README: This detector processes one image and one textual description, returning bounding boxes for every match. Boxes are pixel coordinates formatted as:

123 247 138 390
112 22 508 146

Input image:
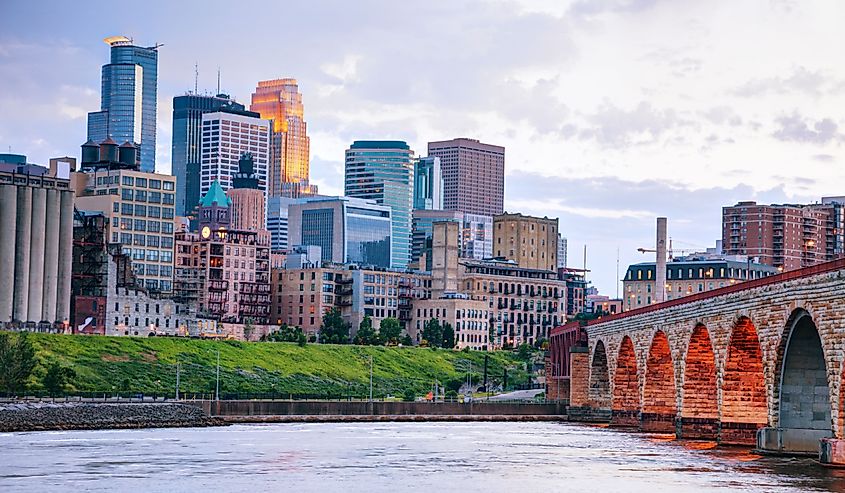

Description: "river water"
2 422 844 492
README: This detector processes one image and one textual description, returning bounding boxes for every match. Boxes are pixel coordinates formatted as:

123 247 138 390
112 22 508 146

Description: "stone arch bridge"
548 259 845 464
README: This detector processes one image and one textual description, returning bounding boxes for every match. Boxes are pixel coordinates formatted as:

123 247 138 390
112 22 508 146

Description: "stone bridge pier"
551 260 845 465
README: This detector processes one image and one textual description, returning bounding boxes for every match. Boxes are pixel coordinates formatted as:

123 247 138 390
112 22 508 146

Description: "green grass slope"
29 333 529 398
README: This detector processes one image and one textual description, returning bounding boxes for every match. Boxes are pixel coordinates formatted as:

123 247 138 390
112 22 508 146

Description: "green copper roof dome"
200 180 231 207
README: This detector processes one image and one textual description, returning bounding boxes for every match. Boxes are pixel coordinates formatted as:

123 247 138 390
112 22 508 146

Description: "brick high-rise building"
427 138 504 217
722 200 844 271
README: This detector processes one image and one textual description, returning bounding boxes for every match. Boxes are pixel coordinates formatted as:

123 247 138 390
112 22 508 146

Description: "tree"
297 331 307 347
517 343 532 361
43 362 76 396
319 308 350 344
400 334 413 346
354 316 378 345
421 318 443 348
0 331 36 394
403 388 416 402
379 317 402 346
441 322 455 349
263 324 304 343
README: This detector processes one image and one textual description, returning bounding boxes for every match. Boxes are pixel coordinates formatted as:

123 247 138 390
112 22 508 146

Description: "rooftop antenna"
217 67 221 95
194 63 199 94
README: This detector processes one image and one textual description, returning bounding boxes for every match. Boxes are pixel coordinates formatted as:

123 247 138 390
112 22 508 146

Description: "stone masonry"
551 259 845 460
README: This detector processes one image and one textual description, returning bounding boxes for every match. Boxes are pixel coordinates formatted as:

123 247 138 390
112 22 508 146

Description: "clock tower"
198 179 231 233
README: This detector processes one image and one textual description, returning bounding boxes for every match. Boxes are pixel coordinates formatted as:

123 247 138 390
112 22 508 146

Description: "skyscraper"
427 138 505 216
250 79 317 197
87 36 159 172
413 156 443 210
227 153 266 233
199 110 270 200
288 196 392 268
345 141 414 269
171 93 248 216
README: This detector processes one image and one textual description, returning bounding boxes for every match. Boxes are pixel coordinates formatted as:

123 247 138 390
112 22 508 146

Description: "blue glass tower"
87 36 159 172
345 141 413 269
171 93 248 216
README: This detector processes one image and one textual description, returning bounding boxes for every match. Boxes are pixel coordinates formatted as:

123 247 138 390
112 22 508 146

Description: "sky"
1 0 844 295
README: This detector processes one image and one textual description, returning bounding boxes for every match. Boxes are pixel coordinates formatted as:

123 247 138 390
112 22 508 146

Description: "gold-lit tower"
250 79 317 197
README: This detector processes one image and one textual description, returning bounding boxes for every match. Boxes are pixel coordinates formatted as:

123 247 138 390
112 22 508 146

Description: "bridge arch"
720 316 767 444
589 340 611 409
642 330 677 432
772 309 833 451
611 335 639 427
680 324 718 439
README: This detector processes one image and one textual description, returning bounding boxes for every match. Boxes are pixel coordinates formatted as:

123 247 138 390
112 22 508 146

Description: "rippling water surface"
2 422 844 492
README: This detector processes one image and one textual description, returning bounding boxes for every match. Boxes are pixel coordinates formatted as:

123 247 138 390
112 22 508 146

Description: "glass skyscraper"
249 79 317 198
171 93 248 217
87 36 159 172
413 156 443 210
288 197 392 268
345 141 414 269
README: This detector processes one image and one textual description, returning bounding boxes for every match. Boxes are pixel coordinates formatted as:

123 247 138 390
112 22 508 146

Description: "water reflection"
1 422 844 492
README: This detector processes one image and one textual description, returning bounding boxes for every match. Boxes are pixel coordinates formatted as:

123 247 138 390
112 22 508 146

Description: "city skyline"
2 1 844 294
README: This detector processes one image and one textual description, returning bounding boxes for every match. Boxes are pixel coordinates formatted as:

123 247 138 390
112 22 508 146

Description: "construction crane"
637 239 706 260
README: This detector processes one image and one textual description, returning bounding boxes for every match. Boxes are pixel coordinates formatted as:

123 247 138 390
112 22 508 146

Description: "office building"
73 140 177 292
622 256 779 310
250 79 317 197
87 36 159 172
413 156 442 210
427 138 505 216
171 93 249 216
557 235 568 269
227 153 265 232
267 196 299 252
199 110 270 199
345 141 414 268
0 160 74 328
493 213 558 271
411 210 463 269
288 196 392 268
722 200 844 271
461 213 493 260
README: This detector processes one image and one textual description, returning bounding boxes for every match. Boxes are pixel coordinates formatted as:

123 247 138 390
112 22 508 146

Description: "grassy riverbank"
28 333 530 397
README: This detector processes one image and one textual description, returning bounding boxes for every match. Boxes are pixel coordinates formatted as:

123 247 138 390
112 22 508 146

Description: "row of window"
115 202 175 219
120 189 175 204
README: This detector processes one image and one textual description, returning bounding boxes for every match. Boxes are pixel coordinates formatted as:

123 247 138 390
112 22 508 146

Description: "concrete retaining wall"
186 400 565 417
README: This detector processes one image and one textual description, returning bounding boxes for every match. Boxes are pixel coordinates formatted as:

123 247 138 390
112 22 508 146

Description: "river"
2 422 844 492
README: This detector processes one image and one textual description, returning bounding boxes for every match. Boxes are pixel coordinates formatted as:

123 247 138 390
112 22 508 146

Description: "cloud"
504 171 817 292
812 153 835 162
771 112 843 144
579 101 688 147
733 66 840 98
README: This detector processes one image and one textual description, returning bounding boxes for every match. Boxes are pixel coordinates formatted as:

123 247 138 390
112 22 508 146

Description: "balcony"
208 280 228 291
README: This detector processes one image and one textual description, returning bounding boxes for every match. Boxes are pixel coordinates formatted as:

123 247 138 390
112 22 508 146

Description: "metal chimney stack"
655 217 667 303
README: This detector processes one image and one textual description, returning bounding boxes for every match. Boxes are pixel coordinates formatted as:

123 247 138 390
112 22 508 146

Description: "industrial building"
0 158 74 329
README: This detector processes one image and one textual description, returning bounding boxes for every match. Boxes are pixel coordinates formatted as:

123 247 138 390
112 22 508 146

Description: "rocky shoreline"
0 402 224 433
